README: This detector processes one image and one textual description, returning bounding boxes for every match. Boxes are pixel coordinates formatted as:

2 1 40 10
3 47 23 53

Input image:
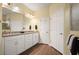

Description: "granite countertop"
2 31 38 37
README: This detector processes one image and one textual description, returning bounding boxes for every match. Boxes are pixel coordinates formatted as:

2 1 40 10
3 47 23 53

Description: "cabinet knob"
15 42 18 45
60 33 63 35
46 32 48 33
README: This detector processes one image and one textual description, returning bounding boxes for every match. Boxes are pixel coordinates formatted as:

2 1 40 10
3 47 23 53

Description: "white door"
4 37 17 55
39 17 49 44
24 34 32 50
16 35 25 54
50 6 64 53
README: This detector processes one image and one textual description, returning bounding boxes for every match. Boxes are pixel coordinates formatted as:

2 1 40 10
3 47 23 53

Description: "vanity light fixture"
2 3 8 7
12 6 20 13
2 3 11 7
8 3 11 5
25 13 34 19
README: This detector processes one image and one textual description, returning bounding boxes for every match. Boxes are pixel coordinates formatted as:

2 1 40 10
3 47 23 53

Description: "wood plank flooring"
20 43 62 55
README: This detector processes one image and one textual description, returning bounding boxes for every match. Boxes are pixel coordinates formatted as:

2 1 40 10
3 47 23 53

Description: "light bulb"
12 7 20 12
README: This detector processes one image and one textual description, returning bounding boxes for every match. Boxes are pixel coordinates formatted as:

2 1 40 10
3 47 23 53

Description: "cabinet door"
24 34 32 50
4 37 17 55
16 35 25 54
33 33 39 45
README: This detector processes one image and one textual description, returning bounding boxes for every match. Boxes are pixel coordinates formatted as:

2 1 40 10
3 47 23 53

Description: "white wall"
0 9 2 54
0 4 4 55
71 4 79 31
34 6 50 44
64 4 71 55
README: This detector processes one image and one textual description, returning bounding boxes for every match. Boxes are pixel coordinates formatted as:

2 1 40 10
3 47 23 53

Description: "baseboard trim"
48 43 63 55
38 43 48 45
51 46 63 55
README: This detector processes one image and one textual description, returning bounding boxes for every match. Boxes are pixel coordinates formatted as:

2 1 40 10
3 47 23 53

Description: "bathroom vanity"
3 31 39 55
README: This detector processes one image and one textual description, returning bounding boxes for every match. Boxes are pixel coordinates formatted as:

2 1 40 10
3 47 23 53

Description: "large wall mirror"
71 4 79 31
2 7 31 32
2 8 10 30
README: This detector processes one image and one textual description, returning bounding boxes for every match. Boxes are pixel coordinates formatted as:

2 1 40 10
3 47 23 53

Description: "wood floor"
20 43 62 55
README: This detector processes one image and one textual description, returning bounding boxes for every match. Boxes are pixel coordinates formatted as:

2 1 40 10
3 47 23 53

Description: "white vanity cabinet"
4 32 39 55
32 33 39 45
24 33 39 51
16 35 25 54
24 34 33 50
4 35 25 55
4 36 17 55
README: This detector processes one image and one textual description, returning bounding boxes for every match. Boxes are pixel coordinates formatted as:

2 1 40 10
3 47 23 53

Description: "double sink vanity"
2 31 39 55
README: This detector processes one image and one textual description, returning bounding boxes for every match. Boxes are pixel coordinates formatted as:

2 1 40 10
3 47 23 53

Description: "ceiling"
3 3 50 15
24 3 49 11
